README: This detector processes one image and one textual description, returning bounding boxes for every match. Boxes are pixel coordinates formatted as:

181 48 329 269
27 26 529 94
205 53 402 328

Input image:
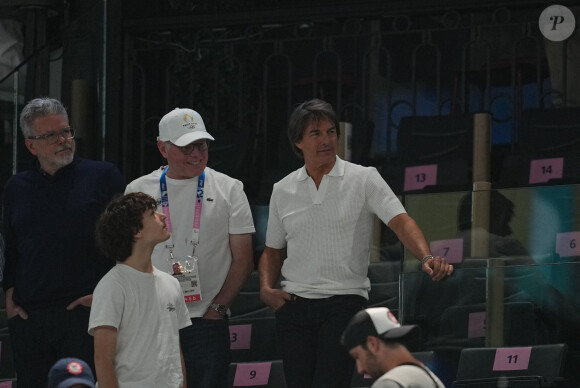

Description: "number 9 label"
233 362 272 386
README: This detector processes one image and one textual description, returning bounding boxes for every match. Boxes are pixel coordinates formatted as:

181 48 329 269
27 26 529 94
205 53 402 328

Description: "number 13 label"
404 164 438 192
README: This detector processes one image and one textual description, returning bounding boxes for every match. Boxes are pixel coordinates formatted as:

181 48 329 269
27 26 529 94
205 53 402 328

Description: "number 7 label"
429 238 463 264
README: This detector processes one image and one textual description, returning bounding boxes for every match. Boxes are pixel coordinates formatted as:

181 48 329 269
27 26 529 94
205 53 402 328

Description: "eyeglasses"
172 141 209 155
27 127 75 145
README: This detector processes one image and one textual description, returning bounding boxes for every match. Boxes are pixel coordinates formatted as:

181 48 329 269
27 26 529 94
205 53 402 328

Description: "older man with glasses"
125 107 255 388
2 97 124 387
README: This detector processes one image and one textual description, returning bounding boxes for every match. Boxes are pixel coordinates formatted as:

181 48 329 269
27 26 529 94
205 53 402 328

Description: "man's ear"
366 336 381 353
157 141 169 158
24 139 38 156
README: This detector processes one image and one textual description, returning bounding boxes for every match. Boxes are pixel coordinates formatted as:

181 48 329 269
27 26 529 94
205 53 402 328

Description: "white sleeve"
88 274 125 335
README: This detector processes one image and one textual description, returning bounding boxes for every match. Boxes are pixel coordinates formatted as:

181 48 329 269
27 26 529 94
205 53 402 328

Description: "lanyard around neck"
159 167 205 250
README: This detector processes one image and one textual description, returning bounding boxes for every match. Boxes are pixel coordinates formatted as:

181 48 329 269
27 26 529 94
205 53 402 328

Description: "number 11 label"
493 347 531 371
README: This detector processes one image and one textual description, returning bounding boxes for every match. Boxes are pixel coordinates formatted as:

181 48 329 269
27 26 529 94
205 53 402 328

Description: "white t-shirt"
266 156 406 299
372 364 445 388
89 265 191 388
125 167 255 316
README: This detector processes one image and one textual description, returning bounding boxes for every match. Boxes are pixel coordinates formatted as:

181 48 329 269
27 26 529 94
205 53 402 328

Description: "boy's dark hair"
96 192 158 262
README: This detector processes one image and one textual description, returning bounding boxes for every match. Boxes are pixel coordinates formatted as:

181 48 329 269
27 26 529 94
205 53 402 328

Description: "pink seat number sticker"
404 164 438 191
493 347 532 371
233 362 272 386
529 158 563 184
229 324 252 350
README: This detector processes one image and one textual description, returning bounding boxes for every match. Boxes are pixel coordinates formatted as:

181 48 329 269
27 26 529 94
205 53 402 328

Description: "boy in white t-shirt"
89 192 192 388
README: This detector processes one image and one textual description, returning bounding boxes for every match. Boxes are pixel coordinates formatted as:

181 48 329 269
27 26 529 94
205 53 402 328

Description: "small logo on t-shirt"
167 303 176 312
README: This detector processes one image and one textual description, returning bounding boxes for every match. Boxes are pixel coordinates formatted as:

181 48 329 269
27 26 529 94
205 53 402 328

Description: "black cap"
341 307 420 350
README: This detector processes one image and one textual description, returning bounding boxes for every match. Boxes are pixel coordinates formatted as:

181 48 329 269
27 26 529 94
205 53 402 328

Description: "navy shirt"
2 157 125 310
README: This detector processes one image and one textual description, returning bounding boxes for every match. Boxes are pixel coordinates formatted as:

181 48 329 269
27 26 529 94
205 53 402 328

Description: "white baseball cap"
158 108 215 146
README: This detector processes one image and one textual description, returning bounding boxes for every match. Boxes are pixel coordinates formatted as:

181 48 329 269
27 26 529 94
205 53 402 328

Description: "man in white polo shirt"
259 99 453 388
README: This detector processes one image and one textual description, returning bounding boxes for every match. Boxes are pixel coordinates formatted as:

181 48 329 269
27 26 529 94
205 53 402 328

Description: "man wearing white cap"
125 108 255 388
341 307 445 388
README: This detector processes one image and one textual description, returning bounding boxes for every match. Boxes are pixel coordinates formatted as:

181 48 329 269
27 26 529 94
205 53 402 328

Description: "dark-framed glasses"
173 140 209 155
27 127 75 145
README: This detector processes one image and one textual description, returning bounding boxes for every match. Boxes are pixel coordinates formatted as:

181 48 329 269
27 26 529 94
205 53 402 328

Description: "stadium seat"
453 343 567 387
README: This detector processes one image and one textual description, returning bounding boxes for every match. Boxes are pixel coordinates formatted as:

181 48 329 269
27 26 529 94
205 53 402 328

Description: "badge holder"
169 249 202 303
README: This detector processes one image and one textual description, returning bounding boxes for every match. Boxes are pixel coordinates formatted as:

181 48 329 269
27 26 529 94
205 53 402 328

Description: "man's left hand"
66 294 93 310
422 256 453 281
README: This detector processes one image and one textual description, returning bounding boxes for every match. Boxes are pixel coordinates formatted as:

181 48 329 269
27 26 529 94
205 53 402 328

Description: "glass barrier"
0 69 26 182
1 1 106 188
402 186 580 271
399 260 580 386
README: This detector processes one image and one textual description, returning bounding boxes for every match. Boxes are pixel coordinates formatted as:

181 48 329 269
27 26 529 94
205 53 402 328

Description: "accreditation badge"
171 256 202 303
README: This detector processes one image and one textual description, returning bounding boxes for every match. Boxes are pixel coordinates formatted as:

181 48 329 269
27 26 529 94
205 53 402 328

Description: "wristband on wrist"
421 255 434 264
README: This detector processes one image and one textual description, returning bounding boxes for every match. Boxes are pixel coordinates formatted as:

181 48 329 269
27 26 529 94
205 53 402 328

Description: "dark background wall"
1 0 579 203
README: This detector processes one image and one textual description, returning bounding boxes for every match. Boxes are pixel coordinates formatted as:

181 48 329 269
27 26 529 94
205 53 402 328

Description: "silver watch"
210 303 228 316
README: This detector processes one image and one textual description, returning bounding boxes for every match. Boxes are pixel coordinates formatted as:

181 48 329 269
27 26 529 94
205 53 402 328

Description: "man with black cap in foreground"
341 307 445 388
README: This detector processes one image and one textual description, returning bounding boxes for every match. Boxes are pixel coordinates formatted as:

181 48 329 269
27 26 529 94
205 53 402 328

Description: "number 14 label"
529 157 563 184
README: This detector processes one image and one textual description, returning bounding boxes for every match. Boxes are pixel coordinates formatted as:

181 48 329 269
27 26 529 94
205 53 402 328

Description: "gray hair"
287 99 340 159
20 97 68 137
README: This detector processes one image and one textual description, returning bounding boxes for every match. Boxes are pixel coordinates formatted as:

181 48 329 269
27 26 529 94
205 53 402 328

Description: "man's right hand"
5 288 28 320
260 287 292 311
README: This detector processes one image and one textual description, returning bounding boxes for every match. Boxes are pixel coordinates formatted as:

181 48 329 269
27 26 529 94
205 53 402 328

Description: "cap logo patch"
182 114 198 129
67 361 83 375
387 310 399 324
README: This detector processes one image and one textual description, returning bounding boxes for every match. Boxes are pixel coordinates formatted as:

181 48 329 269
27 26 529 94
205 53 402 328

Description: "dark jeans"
7 306 94 388
275 294 367 388
180 317 231 388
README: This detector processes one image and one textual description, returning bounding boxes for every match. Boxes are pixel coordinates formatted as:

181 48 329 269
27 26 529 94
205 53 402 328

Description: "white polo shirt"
266 156 405 299
125 167 255 317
